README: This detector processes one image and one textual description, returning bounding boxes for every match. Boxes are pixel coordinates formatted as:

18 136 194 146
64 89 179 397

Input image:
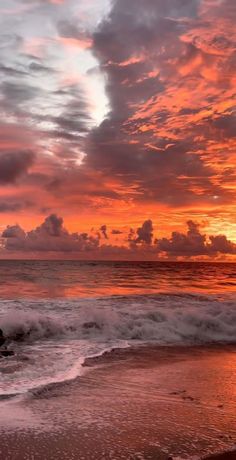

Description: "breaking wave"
1 310 69 342
1 293 235 345
0 293 235 400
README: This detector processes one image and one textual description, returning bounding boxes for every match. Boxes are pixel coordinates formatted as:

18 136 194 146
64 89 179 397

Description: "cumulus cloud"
2 224 26 241
156 221 236 257
208 234 236 255
157 221 207 256
2 214 100 253
1 215 235 258
135 220 154 245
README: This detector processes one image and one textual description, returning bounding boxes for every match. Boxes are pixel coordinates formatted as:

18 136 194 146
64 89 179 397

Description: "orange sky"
0 0 235 259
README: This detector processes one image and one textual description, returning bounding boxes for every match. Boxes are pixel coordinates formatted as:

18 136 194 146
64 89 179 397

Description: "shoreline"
82 343 236 368
0 344 235 459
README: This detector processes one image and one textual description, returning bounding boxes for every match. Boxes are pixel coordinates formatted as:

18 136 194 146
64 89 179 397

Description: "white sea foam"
0 293 235 397
1 310 67 341
0 294 235 345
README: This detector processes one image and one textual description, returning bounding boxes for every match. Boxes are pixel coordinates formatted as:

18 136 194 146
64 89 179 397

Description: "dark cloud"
0 80 42 121
0 65 28 77
0 151 35 184
0 200 32 213
83 0 235 207
135 219 154 245
157 220 207 256
2 214 100 253
38 213 64 237
1 215 235 258
100 225 108 239
212 113 236 139
28 62 56 74
0 203 22 213
31 85 93 159
0 34 23 50
111 229 123 235
57 20 89 41
2 224 26 240
0 0 235 234
208 234 236 255
156 220 236 256
1 81 40 105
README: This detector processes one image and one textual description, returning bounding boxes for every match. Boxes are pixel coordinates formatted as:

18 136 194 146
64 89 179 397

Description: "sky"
0 0 235 260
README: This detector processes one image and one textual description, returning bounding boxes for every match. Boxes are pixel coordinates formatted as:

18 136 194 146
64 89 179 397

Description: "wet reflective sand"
0 345 235 460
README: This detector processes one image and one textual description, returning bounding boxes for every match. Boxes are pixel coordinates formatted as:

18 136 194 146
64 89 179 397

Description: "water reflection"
0 260 235 299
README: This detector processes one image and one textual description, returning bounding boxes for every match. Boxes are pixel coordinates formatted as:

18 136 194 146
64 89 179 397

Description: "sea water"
0 260 235 398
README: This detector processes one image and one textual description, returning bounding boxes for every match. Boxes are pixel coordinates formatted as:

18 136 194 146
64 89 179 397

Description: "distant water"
0 261 235 398
0 260 235 298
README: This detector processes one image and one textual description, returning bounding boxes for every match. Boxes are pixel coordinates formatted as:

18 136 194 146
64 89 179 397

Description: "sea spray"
0 294 235 345
0 293 235 398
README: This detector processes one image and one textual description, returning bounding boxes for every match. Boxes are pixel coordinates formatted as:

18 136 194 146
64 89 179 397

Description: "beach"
0 261 235 459
0 0 236 454
0 344 235 460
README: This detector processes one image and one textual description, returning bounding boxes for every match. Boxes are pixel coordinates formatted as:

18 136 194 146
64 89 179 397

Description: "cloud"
0 150 35 184
2 214 100 253
208 234 236 255
157 220 207 256
20 0 64 5
134 219 154 245
111 229 123 235
28 61 56 74
2 224 26 240
0 64 28 77
1 215 235 258
1 81 40 107
0 0 235 235
0 200 32 213
100 224 108 239
84 0 236 208
156 220 236 256
57 19 91 46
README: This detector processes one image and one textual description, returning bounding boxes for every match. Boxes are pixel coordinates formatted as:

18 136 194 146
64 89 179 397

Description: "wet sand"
0 345 235 460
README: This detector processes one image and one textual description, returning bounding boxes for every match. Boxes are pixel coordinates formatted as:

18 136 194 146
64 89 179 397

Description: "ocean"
0 260 235 399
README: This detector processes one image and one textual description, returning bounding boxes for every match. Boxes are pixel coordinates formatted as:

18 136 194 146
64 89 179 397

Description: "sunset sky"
0 0 235 259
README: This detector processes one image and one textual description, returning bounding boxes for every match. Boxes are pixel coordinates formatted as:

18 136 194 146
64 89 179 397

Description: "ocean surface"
0 260 235 399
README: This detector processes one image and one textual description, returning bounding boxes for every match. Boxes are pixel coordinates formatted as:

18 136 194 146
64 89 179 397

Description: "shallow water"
0 346 236 460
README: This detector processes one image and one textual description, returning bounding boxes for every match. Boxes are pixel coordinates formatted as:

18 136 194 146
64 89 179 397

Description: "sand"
0 345 235 460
